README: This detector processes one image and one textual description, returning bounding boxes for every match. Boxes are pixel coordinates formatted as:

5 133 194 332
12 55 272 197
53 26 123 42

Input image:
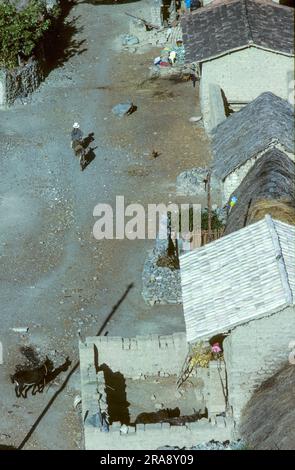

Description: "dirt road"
0 0 210 449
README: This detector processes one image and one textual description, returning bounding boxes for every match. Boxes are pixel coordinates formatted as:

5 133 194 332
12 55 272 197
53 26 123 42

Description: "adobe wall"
224 306 295 422
81 332 189 378
200 47 293 134
80 333 229 449
199 82 226 134
84 416 234 450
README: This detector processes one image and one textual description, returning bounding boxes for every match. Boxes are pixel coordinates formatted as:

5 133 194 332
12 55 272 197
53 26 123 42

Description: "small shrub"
201 208 224 231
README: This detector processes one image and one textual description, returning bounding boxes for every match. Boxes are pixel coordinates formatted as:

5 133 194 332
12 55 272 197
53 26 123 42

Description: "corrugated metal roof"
180 216 295 343
181 0 295 63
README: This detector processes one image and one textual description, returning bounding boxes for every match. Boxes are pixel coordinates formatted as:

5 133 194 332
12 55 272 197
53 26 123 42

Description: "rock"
122 34 139 47
11 327 29 333
120 424 128 434
45 0 58 12
73 395 82 409
150 394 157 401
189 116 202 123
112 101 134 118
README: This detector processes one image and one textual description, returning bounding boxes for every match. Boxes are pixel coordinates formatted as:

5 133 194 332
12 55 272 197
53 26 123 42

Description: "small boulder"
112 101 135 118
122 34 139 47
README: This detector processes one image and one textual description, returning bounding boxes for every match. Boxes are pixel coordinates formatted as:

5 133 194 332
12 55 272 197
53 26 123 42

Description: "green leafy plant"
201 208 224 231
0 1 52 68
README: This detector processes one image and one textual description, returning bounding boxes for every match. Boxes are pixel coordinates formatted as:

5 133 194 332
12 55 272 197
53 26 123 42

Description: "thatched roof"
181 0 295 63
211 92 294 180
240 363 295 450
224 149 295 235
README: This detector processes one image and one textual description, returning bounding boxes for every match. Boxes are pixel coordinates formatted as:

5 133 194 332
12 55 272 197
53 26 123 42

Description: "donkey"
72 140 86 170
10 356 54 398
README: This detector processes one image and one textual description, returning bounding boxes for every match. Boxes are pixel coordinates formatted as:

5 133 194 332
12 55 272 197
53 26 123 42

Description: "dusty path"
0 0 210 449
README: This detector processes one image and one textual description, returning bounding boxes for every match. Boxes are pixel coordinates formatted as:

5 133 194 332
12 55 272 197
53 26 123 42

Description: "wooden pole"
207 171 212 242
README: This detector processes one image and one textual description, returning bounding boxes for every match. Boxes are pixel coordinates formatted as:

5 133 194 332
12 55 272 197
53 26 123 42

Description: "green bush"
0 1 52 68
201 208 224 231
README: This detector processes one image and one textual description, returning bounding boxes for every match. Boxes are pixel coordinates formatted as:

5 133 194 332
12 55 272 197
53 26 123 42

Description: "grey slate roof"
181 0 295 63
211 92 295 180
180 216 295 343
224 149 295 235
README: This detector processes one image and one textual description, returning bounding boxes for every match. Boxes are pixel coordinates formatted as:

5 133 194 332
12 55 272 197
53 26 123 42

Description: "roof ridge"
264 215 293 305
241 0 254 44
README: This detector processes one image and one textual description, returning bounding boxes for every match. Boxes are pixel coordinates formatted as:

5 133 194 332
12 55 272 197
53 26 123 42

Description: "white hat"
73 122 80 128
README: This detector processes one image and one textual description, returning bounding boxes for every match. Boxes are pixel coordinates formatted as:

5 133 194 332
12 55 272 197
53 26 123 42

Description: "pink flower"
211 343 222 354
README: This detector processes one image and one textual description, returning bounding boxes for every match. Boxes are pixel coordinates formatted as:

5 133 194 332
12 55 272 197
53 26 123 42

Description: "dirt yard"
0 0 211 449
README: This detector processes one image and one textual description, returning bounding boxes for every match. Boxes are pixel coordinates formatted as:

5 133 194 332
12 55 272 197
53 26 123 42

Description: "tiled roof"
224 149 295 235
181 0 295 63
211 92 294 180
180 216 295 343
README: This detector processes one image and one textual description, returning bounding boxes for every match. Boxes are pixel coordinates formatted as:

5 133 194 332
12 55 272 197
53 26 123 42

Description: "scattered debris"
176 167 221 200
125 12 161 31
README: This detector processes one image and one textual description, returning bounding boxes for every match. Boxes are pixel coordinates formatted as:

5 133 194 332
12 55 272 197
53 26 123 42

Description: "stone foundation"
0 57 44 108
142 242 182 305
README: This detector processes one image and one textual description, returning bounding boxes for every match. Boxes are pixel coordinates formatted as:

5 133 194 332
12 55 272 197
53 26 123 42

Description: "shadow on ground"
43 0 87 74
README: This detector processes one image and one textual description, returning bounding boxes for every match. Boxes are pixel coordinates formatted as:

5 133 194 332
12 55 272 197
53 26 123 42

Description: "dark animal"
46 356 71 383
10 357 54 398
72 141 86 170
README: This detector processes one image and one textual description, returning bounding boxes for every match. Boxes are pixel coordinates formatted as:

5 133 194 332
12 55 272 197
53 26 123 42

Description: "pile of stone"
142 240 182 305
176 167 221 203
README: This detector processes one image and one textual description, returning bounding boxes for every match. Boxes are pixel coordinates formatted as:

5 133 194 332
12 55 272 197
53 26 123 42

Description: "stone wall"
0 57 44 108
222 141 295 204
200 47 293 134
223 306 295 422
